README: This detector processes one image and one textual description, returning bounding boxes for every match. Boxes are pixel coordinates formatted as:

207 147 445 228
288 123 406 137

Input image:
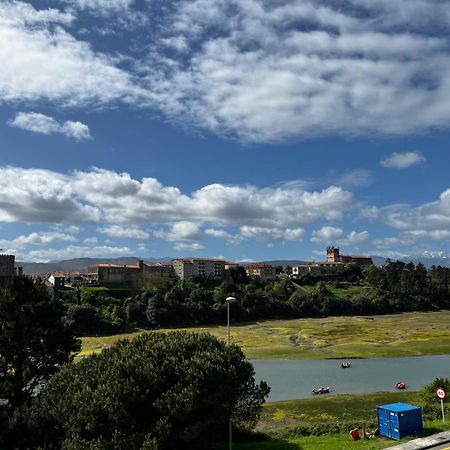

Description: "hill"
17 257 172 275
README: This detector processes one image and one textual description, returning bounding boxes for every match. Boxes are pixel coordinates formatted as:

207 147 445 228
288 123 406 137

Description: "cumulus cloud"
143 0 450 142
311 226 369 245
173 242 204 251
8 112 91 140
2 1 450 143
240 226 304 243
0 1 148 107
0 167 101 223
25 245 132 262
0 230 77 248
366 188 450 231
98 225 150 239
380 151 426 169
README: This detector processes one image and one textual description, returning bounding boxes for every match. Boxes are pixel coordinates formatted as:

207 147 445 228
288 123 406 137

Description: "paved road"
426 444 450 449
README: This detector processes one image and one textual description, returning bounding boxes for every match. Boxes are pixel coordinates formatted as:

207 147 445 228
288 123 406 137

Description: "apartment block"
245 263 277 281
171 258 225 279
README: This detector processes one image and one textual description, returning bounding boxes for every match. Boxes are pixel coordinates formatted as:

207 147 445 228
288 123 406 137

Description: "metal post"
225 297 236 450
442 399 445 423
227 300 230 346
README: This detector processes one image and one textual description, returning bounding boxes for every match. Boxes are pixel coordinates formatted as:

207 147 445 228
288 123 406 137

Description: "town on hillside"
0 246 373 291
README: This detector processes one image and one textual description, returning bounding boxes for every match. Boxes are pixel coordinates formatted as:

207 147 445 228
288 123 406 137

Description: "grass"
257 392 417 433
80 310 450 360
221 392 450 450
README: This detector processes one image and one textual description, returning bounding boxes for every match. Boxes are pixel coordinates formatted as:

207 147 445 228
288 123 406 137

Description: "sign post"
436 387 447 423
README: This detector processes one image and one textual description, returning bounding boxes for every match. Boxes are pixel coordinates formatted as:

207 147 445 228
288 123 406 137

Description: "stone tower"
326 246 340 263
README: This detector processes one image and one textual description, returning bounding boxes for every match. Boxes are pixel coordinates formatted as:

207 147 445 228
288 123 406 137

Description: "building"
0 254 17 286
327 246 373 267
292 261 344 276
139 260 175 277
292 247 373 277
171 258 225 279
87 263 140 284
48 273 66 290
245 263 277 281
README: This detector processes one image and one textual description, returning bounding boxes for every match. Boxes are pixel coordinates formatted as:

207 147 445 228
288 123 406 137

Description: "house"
87 263 140 284
48 272 66 290
245 263 277 281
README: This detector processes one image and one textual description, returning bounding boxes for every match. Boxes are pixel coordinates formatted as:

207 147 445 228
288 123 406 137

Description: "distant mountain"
17 257 173 275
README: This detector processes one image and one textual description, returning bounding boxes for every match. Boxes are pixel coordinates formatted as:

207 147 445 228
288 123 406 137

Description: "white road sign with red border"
436 387 447 400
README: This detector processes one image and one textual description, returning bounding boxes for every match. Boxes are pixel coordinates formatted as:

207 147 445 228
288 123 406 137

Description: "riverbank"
224 393 450 450
80 311 450 360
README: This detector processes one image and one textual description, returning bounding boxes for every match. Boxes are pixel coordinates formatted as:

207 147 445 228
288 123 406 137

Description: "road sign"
436 387 447 400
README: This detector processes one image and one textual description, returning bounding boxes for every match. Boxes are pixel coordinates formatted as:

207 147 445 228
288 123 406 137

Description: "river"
252 355 450 401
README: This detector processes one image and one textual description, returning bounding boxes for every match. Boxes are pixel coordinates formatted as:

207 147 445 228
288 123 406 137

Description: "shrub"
43 331 270 449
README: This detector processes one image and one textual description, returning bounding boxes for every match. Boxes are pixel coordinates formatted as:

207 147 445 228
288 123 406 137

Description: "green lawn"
224 392 450 450
80 311 450 360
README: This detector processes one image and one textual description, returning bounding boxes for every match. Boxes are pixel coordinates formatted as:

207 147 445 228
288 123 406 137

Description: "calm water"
252 355 450 401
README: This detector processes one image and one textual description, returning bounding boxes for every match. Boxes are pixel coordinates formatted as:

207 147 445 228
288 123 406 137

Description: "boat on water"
341 361 351 368
395 381 407 390
312 386 331 395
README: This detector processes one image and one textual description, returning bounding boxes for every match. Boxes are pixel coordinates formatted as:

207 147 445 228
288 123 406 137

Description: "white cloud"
0 167 101 223
3 1 450 143
380 151 426 169
155 221 203 242
311 226 369 245
367 188 450 231
375 230 450 248
205 228 243 244
0 230 77 248
25 245 132 262
84 236 98 244
173 242 204 251
311 226 344 243
0 166 355 229
98 225 150 239
0 1 148 107
240 226 304 243
143 0 450 142
8 112 91 140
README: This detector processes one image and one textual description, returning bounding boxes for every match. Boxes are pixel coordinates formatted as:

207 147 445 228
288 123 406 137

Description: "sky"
1 0 450 263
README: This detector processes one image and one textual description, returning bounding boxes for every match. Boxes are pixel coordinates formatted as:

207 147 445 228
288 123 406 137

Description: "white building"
171 258 226 279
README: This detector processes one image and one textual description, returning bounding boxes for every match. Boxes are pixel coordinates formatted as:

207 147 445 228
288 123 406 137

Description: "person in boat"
395 381 406 389
341 361 351 368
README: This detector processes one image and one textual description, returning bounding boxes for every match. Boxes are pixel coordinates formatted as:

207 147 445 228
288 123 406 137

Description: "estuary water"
252 355 450 401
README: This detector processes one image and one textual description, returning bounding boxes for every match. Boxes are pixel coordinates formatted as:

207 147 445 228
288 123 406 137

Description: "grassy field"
230 420 450 450
225 393 450 450
257 392 416 434
80 310 450 360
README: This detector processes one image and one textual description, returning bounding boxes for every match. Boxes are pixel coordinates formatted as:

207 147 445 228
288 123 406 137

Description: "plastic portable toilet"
377 402 423 440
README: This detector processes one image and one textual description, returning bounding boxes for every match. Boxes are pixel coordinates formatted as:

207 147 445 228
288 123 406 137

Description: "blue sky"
1 0 450 263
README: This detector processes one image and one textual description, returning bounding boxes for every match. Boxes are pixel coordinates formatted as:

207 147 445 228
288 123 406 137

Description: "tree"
0 276 80 410
419 377 450 420
43 331 270 449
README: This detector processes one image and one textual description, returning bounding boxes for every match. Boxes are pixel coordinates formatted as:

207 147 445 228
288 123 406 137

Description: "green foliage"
419 377 450 420
0 276 80 410
43 331 270 449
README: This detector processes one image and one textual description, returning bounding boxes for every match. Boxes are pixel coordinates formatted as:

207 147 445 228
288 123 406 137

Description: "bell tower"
327 246 340 263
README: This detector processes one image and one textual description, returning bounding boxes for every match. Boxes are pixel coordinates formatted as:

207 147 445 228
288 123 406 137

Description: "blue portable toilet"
377 403 423 440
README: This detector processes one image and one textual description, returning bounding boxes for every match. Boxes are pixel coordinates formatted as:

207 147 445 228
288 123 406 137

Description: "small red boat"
312 386 331 395
395 381 407 390
341 361 351 368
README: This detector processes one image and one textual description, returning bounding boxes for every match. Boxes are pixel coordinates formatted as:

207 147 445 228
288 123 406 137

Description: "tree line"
0 276 269 449
60 262 450 335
